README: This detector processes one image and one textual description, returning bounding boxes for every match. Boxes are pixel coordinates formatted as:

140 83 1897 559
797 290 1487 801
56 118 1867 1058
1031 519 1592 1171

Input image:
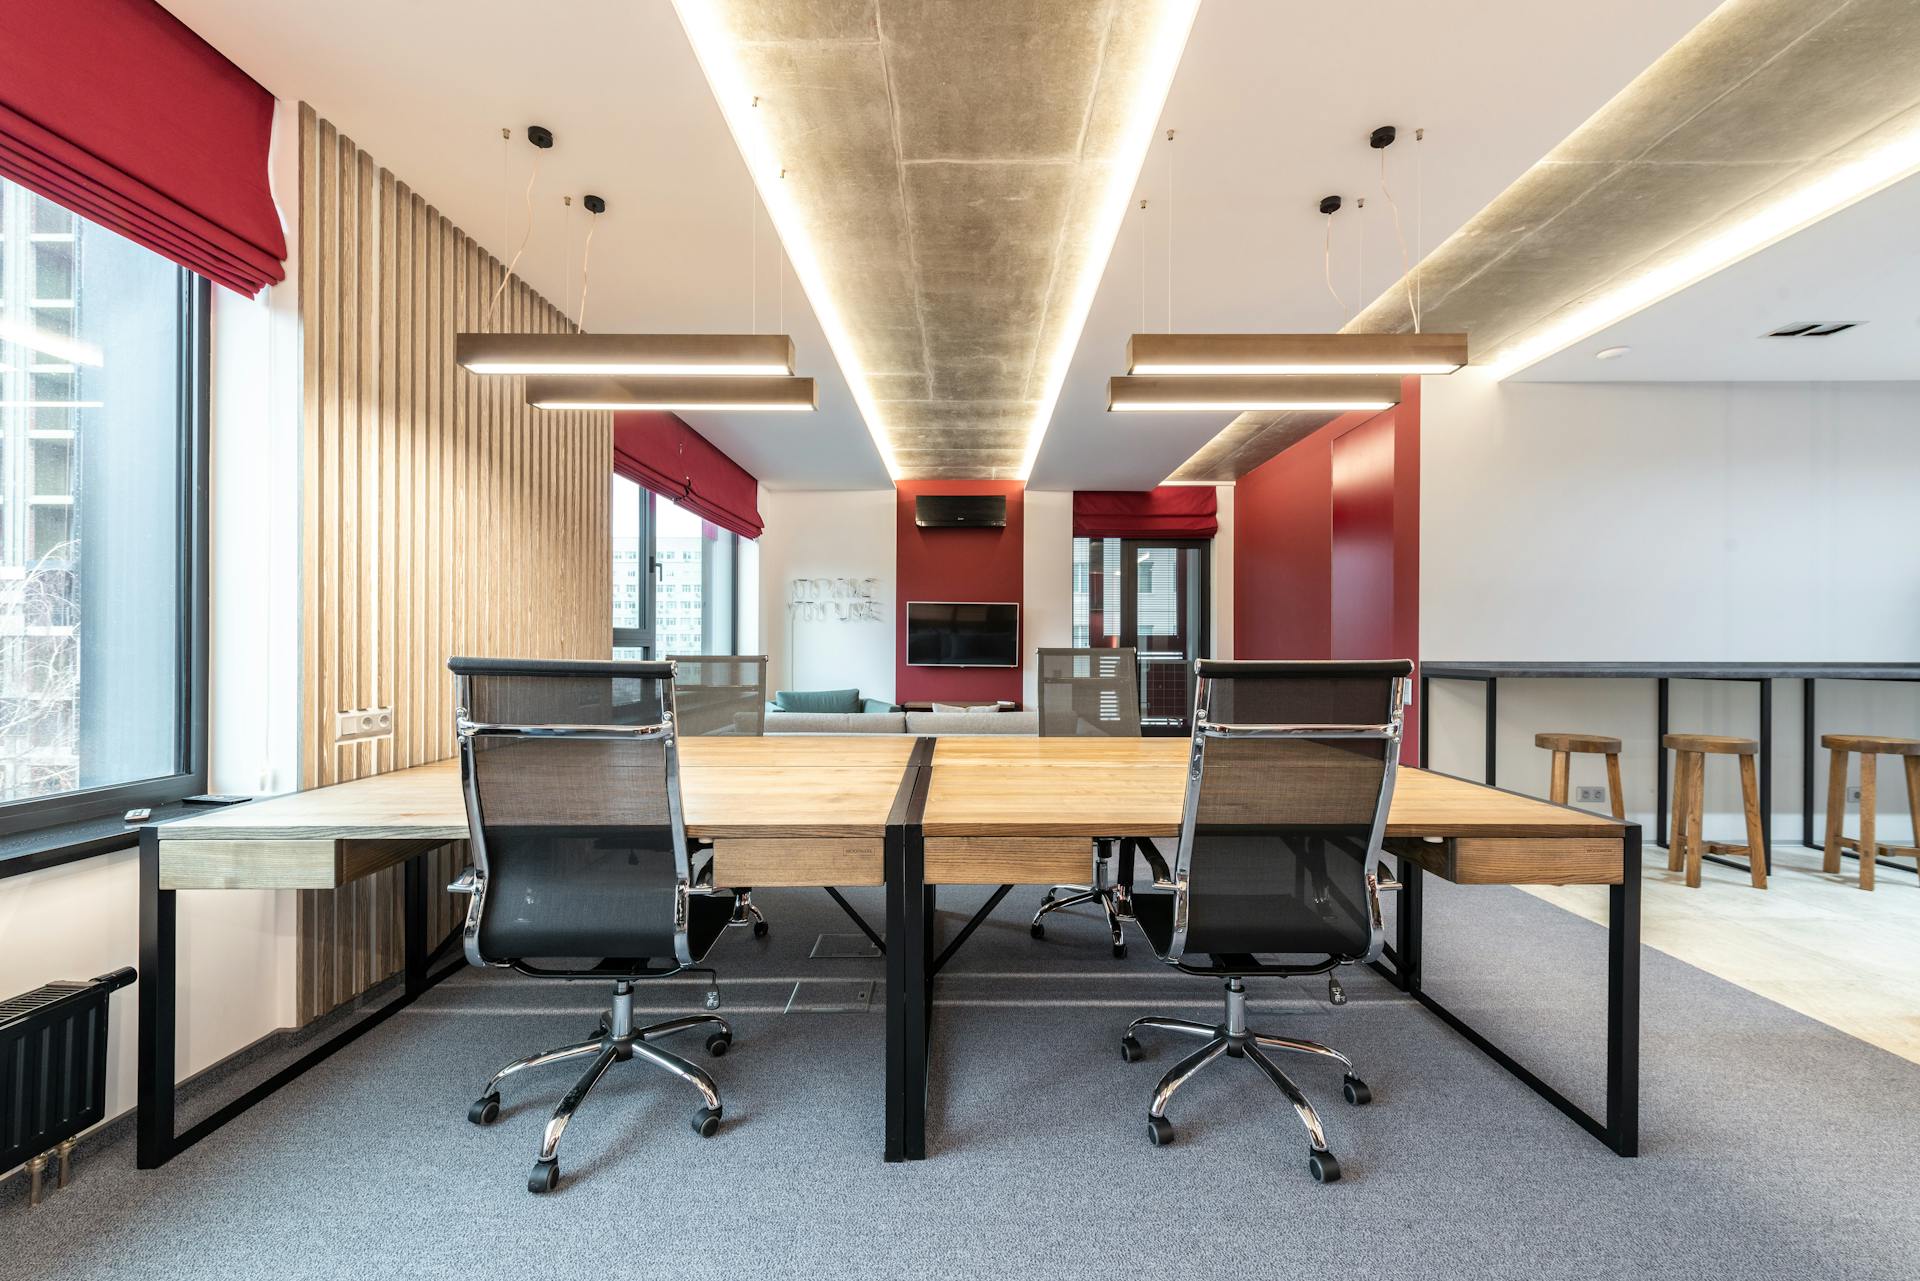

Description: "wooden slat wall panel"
295 105 611 1022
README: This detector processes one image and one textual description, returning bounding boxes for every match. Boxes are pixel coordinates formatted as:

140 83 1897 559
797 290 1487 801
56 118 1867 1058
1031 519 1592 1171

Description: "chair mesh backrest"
1175 661 1406 961
453 660 685 965
667 655 768 737
1037 648 1141 737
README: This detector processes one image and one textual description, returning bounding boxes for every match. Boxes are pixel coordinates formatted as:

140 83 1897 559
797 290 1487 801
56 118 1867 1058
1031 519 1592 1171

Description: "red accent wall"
1235 377 1420 759
895 480 1025 705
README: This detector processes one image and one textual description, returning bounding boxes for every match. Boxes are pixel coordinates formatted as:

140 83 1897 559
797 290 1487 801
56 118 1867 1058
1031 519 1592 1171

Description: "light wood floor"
1528 842 1920 1065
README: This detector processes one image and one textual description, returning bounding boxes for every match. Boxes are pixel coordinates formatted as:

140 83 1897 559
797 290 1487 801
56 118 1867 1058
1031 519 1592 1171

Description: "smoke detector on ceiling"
1766 322 1861 337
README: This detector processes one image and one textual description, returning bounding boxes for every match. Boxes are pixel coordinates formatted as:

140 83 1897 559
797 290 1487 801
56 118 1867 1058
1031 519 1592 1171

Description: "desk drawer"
1385 835 1623 886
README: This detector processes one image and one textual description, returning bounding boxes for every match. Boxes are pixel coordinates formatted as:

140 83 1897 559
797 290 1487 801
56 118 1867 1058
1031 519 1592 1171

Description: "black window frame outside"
0 269 211 841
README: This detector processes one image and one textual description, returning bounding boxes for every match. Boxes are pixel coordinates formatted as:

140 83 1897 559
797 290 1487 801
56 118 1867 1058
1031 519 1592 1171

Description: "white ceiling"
1516 170 1920 382
161 0 894 489
1025 0 1724 489
167 0 1732 491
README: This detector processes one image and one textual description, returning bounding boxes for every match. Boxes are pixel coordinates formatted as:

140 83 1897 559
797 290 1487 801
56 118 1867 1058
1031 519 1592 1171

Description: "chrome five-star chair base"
1119 976 1370 1183
1030 838 1130 958
467 979 732 1194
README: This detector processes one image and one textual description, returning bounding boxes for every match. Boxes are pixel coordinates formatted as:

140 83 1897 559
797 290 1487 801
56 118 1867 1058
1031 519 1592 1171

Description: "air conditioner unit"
914 495 1007 528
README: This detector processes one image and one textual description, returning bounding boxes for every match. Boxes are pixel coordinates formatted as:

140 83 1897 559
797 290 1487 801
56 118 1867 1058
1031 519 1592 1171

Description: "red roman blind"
0 0 287 296
613 412 764 540
1073 487 1217 539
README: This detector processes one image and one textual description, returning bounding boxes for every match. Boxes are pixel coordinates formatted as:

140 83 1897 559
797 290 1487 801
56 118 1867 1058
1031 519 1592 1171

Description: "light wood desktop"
139 734 1640 1166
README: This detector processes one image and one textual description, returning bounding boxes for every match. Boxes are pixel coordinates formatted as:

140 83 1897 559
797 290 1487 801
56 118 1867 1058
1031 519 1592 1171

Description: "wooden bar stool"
1663 733 1767 890
1820 734 1920 891
1534 732 1625 819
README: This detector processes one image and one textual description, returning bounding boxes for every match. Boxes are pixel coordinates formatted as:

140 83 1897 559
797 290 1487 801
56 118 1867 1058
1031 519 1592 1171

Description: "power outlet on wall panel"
1575 785 1608 805
1847 785 1863 804
335 707 394 744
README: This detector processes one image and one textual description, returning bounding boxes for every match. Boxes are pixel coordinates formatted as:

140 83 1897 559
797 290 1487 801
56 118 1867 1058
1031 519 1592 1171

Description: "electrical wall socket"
1575 785 1608 805
335 707 394 743
1846 785 1863 804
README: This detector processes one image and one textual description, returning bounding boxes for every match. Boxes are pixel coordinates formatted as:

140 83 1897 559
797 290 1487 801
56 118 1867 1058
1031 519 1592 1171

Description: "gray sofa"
763 709 1038 735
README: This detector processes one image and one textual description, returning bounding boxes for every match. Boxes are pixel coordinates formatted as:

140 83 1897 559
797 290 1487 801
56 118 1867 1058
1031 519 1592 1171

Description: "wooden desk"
138 734 1640 1167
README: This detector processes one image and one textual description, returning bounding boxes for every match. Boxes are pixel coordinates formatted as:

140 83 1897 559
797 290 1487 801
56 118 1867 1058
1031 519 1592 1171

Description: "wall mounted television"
906 601 1020 668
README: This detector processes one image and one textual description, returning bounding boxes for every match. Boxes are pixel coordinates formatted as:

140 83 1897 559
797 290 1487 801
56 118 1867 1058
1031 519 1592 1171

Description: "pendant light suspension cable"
486 130 546 330
1138 198 1148 332
1379 144 1417 333
1165 129 1175 333
578 196 603 332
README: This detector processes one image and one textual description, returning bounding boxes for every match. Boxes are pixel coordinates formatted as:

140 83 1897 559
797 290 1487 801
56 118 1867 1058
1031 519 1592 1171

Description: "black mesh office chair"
1031 647 1140 957
448 657 735 1194
666 654 771 938
1121 659 1410 1183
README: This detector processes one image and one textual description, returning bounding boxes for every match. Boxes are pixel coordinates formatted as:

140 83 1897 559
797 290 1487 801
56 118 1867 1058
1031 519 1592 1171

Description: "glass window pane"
655 495 707 655
611 474 642 631
1 174 186 805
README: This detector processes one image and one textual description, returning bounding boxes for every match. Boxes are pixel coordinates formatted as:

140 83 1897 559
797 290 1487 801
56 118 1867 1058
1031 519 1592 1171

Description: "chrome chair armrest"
448 867 480 894
1374 860 1403 893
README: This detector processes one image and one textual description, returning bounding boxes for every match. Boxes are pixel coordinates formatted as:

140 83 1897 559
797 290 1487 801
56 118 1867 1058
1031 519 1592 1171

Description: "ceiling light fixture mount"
1108 374 1401 413
1595 345 1631 360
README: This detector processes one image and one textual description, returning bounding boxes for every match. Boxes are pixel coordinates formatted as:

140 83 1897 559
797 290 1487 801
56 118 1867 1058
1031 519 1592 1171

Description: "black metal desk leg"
1483 676 1498 787
1757 679 1774 872
1397 859 1423 996
1803 679 1817 850
136 827 177 1169
1606 824 1643 1157
404 852 429 996
884 821 928 1162
1655 678 1670 848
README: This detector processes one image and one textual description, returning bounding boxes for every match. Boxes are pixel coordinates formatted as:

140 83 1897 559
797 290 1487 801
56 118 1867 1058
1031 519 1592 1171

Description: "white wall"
1022 490 1074 706
757 490 898 701
1211 484 1235 660
1422 371 1920 841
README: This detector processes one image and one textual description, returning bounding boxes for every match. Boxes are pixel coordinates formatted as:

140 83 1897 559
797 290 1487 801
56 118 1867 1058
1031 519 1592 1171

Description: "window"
1071 536 1209 734
0 176 206 833
610 477 737 660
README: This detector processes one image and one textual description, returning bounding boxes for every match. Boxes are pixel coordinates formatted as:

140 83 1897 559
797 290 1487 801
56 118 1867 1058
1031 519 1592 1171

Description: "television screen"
906 602 1020 668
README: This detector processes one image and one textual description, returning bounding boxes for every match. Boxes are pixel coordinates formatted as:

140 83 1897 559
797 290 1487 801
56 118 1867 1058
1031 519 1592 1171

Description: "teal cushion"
773 688 863 714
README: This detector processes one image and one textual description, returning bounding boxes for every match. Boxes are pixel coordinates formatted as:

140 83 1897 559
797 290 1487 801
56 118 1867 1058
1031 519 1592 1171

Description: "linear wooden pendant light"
1125 331 1467 375
1107 373 1400 412
458 332 796 376
526 373 817 412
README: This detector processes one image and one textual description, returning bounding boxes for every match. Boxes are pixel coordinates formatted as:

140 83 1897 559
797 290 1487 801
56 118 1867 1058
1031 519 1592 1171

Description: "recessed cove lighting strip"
1484 121 1920 379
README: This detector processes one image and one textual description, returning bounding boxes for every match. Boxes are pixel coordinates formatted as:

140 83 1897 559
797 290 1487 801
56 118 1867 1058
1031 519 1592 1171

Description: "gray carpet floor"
5 875 1920 1280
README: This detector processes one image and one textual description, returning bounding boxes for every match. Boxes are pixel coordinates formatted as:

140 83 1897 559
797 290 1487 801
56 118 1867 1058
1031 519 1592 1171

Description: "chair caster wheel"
1030 922 1045 940
1308 1149 1342 1183
528 1159 559 1194
706 1032 732 1058
1147 1115 1174 1146
691 1107 722 1138
1343 1075 1371 1106
1111 941 1128 960
752 920 769 938
468 1093 501 1125
1120 1035 1143 1063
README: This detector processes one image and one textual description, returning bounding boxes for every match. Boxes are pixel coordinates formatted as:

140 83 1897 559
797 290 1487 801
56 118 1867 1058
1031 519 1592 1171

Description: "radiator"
1 967 136 1206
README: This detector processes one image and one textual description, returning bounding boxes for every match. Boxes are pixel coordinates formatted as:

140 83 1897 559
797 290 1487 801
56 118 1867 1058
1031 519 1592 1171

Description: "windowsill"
0 801 198 881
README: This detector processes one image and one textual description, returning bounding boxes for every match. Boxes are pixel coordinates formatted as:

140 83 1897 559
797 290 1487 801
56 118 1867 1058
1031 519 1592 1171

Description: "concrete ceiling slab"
680 0 1197 480
1166 0 1920 481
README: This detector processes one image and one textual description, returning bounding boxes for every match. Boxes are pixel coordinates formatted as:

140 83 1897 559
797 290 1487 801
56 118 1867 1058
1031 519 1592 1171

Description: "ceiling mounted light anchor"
527 124 555 149
583 194 606 215
1369 124 1397 150
1319 195 1343 216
